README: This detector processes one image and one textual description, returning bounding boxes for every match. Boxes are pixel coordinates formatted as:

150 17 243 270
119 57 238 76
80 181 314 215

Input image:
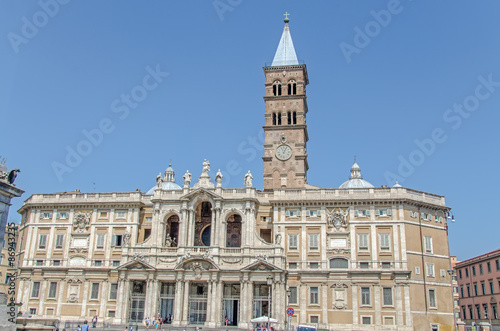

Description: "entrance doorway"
159 282 175 322
188 283 208 324
129 281 146 322
222 283 240 326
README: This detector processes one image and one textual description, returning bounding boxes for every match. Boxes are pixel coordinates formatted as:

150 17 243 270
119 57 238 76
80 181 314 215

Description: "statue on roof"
244 170 253 188
202 159 210 174
156 172 162 188
183 170 192 188
215 169 223 187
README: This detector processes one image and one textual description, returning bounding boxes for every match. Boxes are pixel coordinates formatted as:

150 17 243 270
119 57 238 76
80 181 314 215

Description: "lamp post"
267 274 273 331
286 288 291 331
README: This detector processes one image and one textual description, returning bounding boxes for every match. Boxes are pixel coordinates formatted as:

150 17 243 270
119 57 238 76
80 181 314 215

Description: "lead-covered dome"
339 160 374 189
146 163 181 194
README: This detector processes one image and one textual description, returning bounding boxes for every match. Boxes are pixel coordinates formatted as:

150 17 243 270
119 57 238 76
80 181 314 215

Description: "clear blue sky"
1 1 499 261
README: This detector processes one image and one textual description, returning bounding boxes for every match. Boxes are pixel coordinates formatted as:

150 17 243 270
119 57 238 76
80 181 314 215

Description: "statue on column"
215 169 223 187
156 172 162 188
244 170 253 188
202 159 210 175
183 170 192 188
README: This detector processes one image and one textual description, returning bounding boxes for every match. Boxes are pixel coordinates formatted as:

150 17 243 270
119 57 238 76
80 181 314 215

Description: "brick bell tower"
263 14 309 191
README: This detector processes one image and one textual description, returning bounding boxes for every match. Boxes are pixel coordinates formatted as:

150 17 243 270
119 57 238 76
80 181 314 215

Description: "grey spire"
271 13 299 66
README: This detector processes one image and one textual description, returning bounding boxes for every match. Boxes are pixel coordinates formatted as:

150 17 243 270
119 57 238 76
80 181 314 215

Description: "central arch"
194 201 212 246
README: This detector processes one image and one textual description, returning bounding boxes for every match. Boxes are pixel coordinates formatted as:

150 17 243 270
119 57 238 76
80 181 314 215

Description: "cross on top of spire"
284 12 290 23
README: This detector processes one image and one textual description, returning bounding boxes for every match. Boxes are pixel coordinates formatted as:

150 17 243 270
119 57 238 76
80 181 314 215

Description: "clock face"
275 144 292 161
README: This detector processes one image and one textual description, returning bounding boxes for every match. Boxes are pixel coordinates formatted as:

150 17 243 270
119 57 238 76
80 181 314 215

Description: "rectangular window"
496 259 500 271
146 217 152 222
429 289 437 308
57 212 69 219
288 234 298 250
466 268 469 278
99 211 108 219
260 216 271 223
48 282 57 298
474 283 478 296
472 266 476 276
460 287 464 298
286 209 300 218
376 208 392 216
383 287 393 306
96 234 105 248
359 262 370 269
41 212 52 219
459 269 462 279
29 308 37 315
310 316 319 324
490 281 494 294
289 287 297 304
487 262 491 273
309 262 319 269
289 262 297 269
361 287 371 305
55 234 64 248
379 233 391 252
381 262 391 269
108 311 116 318
53 260 61 266
94 260 102 267
310 287 319 304
384 316 395 325
426 263 435 277
111 234 123 247
424 236 433 253
109 283 118 300
309 234 319 250
480 264 483 275
415 266 421 275
358 233 369 252
116 211 126 219
476 305 481 319
36 260 43 266
113 260 120 267
38 234 47 249
362 316 372 325
410 210 417 218
31 282 40 298
306 209 319 218
90 283 99 299
354 209 370 217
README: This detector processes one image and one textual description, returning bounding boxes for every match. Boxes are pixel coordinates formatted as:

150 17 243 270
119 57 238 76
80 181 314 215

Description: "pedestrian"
76 325 81 331
92 315 98 328
82 320 89 331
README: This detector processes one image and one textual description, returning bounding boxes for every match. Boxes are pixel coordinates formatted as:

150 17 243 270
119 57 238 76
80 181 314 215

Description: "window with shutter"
309 234 319 250
424 236 433 253
288 234 298 249
31 282 40 298
358 233 369 251
39 234 47 249
379 233 390 251
387 208 392 216
55 234 64 248
383 287 393 306
91 283 99 299
354 210 359 217
48 282 57 298
96 234 105 248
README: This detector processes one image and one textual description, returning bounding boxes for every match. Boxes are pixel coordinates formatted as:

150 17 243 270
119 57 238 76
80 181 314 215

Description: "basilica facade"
16 19 455 330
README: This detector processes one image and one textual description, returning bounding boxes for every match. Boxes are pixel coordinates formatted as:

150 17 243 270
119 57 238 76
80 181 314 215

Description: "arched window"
273 81 282 96
165 215 179 247
194 201 212 246
226 214 242 247
330 258 349 269
288 80 297 95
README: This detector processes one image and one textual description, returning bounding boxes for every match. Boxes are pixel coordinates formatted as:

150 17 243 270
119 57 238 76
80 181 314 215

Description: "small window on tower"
293 111 297 124
272 113 277 125
287 111 291 124
277 113 282 125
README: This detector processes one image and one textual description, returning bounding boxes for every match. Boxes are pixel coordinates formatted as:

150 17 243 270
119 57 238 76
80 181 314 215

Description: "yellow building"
16 18 455 330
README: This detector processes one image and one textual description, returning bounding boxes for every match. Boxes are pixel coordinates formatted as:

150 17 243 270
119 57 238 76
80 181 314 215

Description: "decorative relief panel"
72 212 91 233
327 208 349 231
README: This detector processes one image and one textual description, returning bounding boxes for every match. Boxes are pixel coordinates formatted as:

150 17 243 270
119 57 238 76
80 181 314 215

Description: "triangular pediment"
181 188 222 201
118 259 156 270
241 260 283 272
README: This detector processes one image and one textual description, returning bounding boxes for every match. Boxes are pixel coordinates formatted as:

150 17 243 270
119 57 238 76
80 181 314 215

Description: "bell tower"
263 15 309 191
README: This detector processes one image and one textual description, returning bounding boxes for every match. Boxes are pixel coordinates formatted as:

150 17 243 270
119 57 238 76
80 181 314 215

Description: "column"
172 277 184 327
186 209 194 247
374 285 381 325
150 278 160 317
214 206 221 246
352 285 358 325
38 279 48 315
299 284 307 323
247 281 254 322
322 283 328 325
395 285 404 326
216 278 223 326
81 280 90 318
404 285 412 326
116 275 127 323
100 281 108 318
370 224 377 266
206 279 213 326
178 206 187 247
56 279 66 316
210 209 216 247
239 279 248 329
182 280 190 325
393 224 400 269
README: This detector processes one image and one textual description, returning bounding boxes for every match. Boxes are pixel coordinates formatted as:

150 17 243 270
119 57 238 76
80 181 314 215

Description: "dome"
339 160 374 189
146 163 182 194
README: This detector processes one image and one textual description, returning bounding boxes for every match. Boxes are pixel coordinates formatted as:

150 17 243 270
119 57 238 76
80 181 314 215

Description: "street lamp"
286 288 291 331
267 274 273 331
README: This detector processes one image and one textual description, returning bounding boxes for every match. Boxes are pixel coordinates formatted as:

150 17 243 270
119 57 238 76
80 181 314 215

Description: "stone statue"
156 172 162 188
215 169 223 187
123 232 131 246
202 159 210 174
165 233 172 247
244 170 253 188
275 231 282 245
183 170 192 187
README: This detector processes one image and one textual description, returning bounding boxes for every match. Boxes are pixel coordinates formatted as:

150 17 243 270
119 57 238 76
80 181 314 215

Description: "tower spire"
271 13 299 66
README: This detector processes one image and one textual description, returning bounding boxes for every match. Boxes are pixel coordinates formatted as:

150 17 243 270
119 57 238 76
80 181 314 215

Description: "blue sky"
1 1 499 261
